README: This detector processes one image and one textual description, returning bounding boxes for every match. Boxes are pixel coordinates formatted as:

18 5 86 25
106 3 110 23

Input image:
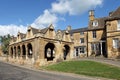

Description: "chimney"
89 10 95 21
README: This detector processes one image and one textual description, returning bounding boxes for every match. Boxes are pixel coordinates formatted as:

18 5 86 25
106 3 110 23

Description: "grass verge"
42 60 120 80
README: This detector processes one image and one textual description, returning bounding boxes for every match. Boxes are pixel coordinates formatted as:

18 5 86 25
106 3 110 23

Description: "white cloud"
51 0 103 15
0 24 27 36
0 0 103 36
31 9 58 28
31 0 103 29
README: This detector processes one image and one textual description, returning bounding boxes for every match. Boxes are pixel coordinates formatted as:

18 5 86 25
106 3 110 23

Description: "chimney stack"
89 10 95 21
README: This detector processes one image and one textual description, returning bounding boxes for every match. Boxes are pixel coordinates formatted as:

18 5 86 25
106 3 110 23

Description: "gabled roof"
88 17 108 30
30 27 39 34
111 7 120 17
106 7 120 21
12 36 17 42
40 27 49 34
19 32 26 39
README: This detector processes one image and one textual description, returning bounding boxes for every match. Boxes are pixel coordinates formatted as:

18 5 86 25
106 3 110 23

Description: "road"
0 61 105 80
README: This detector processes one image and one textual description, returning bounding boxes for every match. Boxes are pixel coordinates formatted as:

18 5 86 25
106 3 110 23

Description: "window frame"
117 20 120 30
80 38 84 43
92 31 96 38
80 47 85 54
92 20 98 27
113 38 119 48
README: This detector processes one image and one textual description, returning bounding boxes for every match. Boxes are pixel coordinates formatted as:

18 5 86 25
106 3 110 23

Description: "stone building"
9 24 74 66
87 10 107 57
70 27 88 58
106 7 120 58
8 6 120 66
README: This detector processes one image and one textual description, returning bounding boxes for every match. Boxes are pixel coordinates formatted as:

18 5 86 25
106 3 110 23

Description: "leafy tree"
0 34 11 55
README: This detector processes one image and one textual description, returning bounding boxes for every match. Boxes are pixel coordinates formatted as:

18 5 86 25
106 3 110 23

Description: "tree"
0 34 11 55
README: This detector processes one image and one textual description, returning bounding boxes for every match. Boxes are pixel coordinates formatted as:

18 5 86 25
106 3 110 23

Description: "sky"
0 0 120 36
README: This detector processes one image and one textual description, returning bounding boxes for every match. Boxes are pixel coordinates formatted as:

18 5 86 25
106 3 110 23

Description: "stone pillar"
8 46 11 61
74 48 76 57
16 46 18 59
78 47 80 56
25 45 28 60
100 42 103 55
8 47 11 58
20 45 23 59
13 47 15 59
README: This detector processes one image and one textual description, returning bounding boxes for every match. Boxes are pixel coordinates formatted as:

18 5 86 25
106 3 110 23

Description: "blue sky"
0 0 120 36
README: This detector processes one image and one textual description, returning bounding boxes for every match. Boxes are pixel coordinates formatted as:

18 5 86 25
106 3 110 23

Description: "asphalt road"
0 61 108 80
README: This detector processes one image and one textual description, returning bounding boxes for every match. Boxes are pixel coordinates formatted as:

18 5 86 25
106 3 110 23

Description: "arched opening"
45 43 55 61
63 45 70 60
22 45 26 59
11 47 13 58
17 46 21 58
14 47 17 58
27 43 33 58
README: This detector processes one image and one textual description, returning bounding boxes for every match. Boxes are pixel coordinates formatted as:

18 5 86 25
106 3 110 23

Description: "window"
80 47 85 53
80 32 84 35
92 31 96 38
92 20 98 27
80 38 84 43
113 38 119 48
117 20 120 30
91 43 100 51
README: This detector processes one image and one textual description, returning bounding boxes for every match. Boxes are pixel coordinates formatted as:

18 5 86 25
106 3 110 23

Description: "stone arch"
63 45 70 60
45 43 55 61
22 45 26 59
17 46 21 57
27 43 33 58
10 47 13 58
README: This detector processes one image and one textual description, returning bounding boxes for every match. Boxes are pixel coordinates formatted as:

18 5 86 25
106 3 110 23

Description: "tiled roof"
40 27 49 34
12 36 17 42
69 27 88 34
106 6 120 21
30 27 39 34
88 17 108 30
19 33 26 39
111 7 120 17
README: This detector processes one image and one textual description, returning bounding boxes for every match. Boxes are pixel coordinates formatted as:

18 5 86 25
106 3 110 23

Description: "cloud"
31 0 103 28
51 0 103 15
0 24 27 36
0 0 103 36
31 10 58 28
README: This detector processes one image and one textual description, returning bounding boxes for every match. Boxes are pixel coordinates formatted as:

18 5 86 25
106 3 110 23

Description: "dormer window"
92 20 98 27
117 20 120 30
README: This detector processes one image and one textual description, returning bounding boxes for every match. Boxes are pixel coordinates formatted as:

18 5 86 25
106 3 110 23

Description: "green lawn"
43 60 120 80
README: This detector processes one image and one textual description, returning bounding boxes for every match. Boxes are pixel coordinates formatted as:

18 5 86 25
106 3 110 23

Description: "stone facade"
8 7 120 67
70 28 88 58
106 7 120 58
9 25 74 66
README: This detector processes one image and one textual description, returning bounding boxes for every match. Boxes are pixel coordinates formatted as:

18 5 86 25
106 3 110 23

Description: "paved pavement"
0 61 110 80
78 57 120 67
0 56 119 80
